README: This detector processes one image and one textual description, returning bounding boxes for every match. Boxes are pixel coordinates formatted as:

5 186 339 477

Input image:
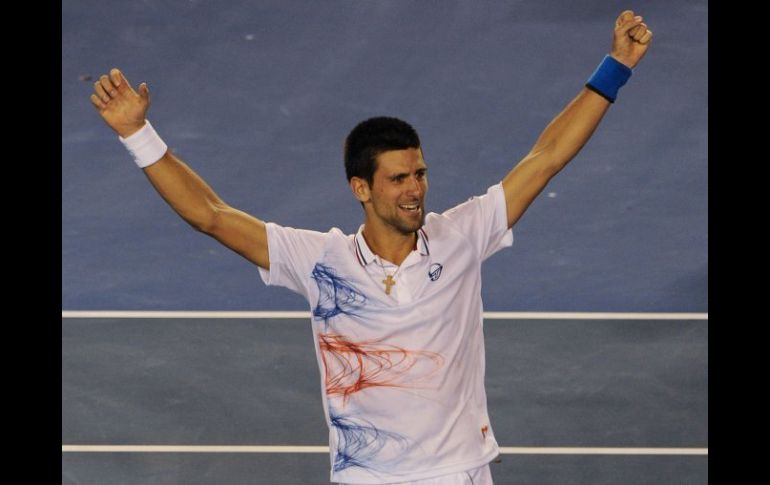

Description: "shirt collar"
354 225 430 267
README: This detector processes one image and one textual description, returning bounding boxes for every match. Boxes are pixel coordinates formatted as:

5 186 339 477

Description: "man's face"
366 147 428 235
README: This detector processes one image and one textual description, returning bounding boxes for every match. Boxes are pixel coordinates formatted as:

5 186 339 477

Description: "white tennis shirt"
258 183 513 484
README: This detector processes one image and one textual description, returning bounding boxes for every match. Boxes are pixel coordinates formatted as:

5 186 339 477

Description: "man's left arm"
502 10 653 228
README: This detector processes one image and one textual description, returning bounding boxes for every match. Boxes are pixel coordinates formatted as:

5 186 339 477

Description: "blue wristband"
585 55 632 103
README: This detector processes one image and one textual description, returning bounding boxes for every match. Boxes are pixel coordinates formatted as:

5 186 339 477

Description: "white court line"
62 445 327 453
498 447 707 455
61 445 707 455
61 311 707 320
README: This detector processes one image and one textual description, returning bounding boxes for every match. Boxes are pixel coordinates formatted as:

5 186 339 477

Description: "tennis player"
90 10 651 484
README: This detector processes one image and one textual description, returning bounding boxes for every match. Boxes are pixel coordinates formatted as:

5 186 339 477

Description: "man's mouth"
398 203 420 212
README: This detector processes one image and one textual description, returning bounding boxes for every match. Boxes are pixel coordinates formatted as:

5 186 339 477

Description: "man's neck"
361 223 416 266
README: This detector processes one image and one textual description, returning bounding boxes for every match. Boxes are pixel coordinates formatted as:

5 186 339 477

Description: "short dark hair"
344 116 421 186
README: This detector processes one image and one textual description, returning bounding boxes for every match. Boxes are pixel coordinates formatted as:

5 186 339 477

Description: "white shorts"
339 463 493 485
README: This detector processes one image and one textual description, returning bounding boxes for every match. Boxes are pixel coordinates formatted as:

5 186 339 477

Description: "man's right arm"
144 151 270 269
90 68 270 270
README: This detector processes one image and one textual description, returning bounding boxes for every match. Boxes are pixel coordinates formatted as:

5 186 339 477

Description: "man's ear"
350 177 371 203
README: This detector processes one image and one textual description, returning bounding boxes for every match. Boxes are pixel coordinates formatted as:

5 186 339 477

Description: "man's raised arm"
90 68 270 269
501 10 653 228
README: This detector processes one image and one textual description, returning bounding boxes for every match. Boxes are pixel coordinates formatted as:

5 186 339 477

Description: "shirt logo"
428 263 443 281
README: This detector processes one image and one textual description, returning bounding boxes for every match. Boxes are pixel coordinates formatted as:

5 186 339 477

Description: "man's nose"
406 175 423 197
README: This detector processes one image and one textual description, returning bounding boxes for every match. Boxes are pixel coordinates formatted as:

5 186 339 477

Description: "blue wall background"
62 0 707 311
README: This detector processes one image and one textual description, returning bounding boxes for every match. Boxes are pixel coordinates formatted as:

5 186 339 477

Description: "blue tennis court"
62 1 707 483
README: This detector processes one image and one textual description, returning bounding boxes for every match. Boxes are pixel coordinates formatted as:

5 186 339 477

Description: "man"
90 10 652 485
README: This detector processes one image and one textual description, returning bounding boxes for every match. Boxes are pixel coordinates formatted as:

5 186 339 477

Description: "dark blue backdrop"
62 0 707 311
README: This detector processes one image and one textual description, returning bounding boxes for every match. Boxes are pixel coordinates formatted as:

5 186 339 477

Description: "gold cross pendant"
382 274 396 295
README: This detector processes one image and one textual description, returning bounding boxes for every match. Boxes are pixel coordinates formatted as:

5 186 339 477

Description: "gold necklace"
377 258 402 295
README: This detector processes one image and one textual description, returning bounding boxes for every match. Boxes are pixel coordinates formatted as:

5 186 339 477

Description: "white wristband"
118 120 168 168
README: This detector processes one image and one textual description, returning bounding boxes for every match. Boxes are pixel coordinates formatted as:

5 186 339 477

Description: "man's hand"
90 68 150 138
611 10 653 69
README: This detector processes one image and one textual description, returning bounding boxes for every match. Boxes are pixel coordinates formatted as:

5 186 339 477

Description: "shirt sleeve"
441 182 513 261
257 222 327 301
